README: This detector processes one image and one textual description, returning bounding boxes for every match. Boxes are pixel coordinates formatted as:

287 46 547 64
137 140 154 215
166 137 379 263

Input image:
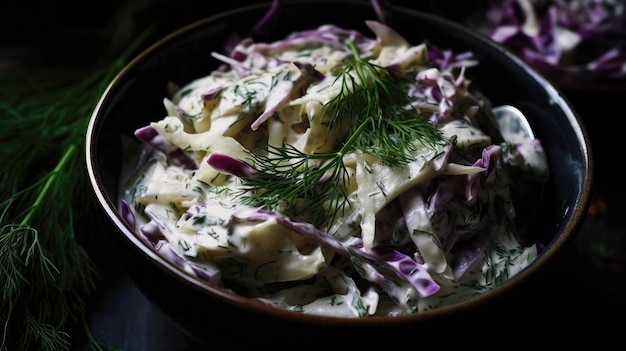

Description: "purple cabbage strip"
142 206 223 285
249 0 282 37
155 238 223 285
426 176 458 215
250 24 378 57
355 259 417 310
250 61 324 130
134 125 196 170
120 198 224 285
449 237 489 282
426 144 501 239
200 86 223 100
465 144 501 202
219 0 282 58
206 152 255 178
120 199 136 229
137 218 166 245
211 51 253 77
232 207 440 298
409 59 475 126
348 240 441 297
293 61 326 81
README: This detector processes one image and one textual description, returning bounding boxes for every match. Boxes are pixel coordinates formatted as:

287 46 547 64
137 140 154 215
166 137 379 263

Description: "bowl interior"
86 0 593 333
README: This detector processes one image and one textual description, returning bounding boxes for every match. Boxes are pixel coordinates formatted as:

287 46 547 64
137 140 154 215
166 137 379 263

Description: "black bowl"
85 0 593 346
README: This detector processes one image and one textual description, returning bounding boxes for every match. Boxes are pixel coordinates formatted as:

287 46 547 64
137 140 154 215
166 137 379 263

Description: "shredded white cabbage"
121 21 548 317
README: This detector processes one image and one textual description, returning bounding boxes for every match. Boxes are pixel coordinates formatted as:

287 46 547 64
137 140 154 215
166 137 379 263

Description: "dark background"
2 0 624 349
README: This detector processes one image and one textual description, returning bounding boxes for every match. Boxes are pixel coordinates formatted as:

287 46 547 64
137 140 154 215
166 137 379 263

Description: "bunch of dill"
0 28 152 351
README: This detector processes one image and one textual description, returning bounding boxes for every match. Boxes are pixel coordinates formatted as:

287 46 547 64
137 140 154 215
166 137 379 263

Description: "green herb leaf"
0 27 153 351
240 41 445 228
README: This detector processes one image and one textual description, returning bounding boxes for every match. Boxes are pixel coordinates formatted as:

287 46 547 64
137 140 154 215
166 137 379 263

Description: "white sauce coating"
121 21 548 317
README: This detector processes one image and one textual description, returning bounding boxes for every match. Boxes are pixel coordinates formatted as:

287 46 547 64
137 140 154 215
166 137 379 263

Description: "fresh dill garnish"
0 28 153 351
240 41 445 228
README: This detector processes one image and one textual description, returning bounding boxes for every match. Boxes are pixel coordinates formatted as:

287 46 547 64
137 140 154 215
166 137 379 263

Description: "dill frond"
0 27 154 351
240 41 445 228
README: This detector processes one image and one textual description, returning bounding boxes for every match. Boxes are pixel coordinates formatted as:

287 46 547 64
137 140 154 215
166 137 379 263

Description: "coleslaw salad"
119 19 549 317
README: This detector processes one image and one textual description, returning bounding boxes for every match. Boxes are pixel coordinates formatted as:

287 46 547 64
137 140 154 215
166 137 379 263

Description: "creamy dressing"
121 21 548 317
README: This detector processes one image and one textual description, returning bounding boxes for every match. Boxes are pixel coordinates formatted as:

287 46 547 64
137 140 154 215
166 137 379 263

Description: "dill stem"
311 98 373 166
339 117 370 156
20 145 77 226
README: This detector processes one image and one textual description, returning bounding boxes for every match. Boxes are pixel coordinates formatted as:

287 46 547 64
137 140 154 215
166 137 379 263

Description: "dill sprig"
242 143 350 227
326 41 444 164
0 28 152 351
241 41 444 228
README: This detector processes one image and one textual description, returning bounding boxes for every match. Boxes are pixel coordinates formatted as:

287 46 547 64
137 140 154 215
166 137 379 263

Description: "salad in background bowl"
85 0 592 344
432 0 626 89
